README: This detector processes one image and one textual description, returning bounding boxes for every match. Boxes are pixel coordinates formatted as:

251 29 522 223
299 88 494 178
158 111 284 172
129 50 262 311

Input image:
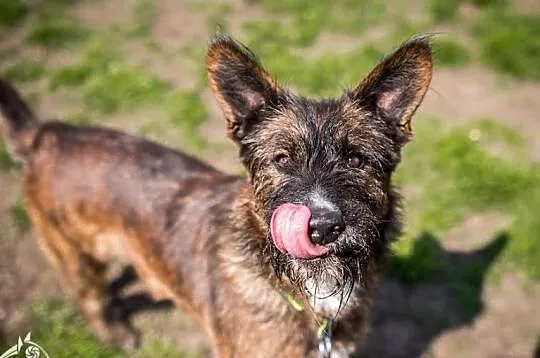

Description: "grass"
26 18 90 48
426 0 459 22
469 0 508 9
243 20 320 49
244 42 384 97
30 299 124 358
0 0 28 26
433 39 471 67
3 60 46 83
64 110 93 125
293 45 383 96
206 4 232 33
166 90 208 149
475 11 540 80
507 188 540 279
83 65 170 115
25 298 200 358
49 40 171 115
0 140 16 172
426 0 508 23
49 41 120 89
246 0 387 45
393 117 540 280
10 198 31 233
128 0 158 38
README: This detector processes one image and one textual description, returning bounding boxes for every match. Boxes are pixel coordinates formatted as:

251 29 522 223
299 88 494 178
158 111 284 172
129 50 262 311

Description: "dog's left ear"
207 34 279 142
351 36 432 143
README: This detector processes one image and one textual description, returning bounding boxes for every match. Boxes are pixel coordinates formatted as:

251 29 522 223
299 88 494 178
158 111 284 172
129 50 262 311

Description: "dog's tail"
0 77 40 163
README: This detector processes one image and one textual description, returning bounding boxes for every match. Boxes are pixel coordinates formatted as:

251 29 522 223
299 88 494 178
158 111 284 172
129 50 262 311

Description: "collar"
280 291 333 358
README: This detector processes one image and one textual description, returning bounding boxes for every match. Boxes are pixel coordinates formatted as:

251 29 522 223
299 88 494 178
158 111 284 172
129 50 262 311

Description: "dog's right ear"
207 34 279 142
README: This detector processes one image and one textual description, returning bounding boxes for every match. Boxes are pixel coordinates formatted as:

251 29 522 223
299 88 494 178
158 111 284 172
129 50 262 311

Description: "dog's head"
207 34 432 313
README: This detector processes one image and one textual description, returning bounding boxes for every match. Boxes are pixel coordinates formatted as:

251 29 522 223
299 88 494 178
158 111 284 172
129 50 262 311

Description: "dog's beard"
269 236 373 317
264 200 386 316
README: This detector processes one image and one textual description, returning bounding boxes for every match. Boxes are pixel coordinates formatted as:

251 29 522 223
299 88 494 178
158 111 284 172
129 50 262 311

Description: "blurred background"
0 0 539 357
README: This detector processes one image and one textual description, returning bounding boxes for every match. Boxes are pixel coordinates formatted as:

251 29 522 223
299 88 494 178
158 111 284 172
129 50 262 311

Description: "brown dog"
0 34 432 357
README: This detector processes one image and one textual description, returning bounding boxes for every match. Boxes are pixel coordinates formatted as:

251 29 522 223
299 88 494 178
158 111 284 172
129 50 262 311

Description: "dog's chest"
305 278 352 317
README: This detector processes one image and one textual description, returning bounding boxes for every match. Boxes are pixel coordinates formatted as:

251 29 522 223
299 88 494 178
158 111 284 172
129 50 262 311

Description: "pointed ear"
207 34 279 142
352 36 433 143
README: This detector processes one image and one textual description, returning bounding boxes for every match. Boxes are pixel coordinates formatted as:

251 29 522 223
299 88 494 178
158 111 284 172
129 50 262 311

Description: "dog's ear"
351 36 432 144
207 34 279 142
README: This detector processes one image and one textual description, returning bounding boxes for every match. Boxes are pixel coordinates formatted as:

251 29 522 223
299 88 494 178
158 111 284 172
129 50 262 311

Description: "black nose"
309 208 345 245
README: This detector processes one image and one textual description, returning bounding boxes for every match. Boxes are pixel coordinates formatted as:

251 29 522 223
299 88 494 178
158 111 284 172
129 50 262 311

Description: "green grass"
426 0 508 23
49 65 96 89
25 298 200 357
243 20 320 49
507 187 540 279
426 0 459 22
49 41 120 90
64 110 93 125
294 45 383 96
433 39 471 67
41 0 80 6
31 299 124 358
0 0 28 26
393 117 540 280
475 11 540 80
247 0 387 45
245 42 383 97
390 19 431 44
206 4 232 33
10 198 31 233
31 0 82 22
3 60 46 83
0 151 15 172
128 0 158 37
0 140 16 172
469 0 508 9
49 40 171 114
83 65 170 115
166 90 208 149
26 18 90 48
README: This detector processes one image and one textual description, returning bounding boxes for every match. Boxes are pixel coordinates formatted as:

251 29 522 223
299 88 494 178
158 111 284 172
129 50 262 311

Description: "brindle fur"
0 34 432 357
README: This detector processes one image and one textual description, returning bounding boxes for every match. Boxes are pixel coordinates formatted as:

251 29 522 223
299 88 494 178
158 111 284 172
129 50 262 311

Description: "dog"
0 34 432 357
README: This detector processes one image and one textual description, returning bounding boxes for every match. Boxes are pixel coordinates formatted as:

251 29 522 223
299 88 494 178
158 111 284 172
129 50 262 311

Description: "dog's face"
207 35 432 311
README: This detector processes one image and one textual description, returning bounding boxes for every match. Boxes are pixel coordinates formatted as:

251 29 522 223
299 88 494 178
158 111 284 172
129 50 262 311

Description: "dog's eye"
275 154 292 170
347 155 365 169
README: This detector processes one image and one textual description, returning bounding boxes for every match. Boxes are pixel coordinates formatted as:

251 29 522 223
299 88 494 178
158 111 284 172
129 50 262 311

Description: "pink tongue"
270 203 329 259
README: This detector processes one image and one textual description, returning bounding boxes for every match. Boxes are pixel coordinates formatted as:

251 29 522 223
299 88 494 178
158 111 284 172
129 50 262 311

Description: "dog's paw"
94 321 140 352
110 324 140 352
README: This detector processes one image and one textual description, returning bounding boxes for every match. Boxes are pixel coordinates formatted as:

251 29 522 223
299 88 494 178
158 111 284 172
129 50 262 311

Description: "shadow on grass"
355 232 508 358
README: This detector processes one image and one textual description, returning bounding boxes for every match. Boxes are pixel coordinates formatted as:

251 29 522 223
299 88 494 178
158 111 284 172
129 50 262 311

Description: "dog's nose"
309 208 345 245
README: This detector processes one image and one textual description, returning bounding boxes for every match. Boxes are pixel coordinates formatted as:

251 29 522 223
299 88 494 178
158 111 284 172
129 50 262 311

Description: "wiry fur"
0 33 432 357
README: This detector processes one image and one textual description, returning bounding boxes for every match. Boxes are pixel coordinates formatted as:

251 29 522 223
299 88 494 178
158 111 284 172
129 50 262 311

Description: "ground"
0 0 539 357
